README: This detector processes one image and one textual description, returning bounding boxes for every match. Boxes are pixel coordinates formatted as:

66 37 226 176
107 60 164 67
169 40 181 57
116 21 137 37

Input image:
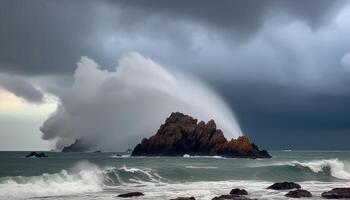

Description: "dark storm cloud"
0 73 43 103
0 0 345 75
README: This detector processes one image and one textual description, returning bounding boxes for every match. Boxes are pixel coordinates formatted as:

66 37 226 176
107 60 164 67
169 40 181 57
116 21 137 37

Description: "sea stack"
132 112 271 158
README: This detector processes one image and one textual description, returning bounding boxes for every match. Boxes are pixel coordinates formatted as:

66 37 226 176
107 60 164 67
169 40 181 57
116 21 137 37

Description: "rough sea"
1 151 350 200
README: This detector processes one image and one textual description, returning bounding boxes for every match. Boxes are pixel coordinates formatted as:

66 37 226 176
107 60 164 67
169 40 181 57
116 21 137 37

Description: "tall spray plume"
40 52 243 151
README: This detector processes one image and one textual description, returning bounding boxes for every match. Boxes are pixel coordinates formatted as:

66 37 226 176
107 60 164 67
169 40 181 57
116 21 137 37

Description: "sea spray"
0 161 104 200
41 52 243 151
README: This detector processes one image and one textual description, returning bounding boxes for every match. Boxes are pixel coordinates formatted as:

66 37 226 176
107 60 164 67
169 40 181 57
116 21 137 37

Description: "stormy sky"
1 0 350 150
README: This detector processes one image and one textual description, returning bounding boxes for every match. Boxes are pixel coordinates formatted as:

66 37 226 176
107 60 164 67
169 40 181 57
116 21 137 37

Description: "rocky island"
132 112 271 158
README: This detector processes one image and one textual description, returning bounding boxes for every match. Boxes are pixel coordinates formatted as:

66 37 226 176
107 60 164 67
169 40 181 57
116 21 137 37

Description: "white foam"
0 162 104 200
185 166 218 169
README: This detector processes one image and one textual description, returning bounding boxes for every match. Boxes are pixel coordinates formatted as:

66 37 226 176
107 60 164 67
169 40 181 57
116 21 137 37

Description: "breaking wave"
289 159 350 180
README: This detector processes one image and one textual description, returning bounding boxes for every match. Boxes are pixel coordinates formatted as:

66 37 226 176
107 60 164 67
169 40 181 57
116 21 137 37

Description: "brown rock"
212 194 254 200
132 112 271 159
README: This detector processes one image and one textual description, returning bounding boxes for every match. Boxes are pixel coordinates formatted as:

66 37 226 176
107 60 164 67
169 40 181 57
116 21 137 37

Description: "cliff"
132 112 271 158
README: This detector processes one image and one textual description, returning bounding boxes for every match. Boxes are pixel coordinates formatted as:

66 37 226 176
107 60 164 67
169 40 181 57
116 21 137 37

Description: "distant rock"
132 112 271 159
285 189 312 198
117 192 144 198
267 182 301 190
230 188 248 195
321 188 350 199
62 139 91 152
25 152 48 158
170 197 196 200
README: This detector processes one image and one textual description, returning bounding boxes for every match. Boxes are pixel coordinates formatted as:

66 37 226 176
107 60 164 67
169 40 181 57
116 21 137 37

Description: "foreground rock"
25 152 48 158
321 188 350 199
267 182 301 190
212 195 253 200
285 189 312 198
117 192 144 198
170 197 196 200
230 188 248 195
132 112 271 158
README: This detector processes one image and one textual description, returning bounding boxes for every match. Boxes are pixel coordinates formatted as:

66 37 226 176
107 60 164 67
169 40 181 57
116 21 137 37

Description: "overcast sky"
1 0 350 150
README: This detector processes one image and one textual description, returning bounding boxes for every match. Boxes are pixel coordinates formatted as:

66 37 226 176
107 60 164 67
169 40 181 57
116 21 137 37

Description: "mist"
40 52 242 151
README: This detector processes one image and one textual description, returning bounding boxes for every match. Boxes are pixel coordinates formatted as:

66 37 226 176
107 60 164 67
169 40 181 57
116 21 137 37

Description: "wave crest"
290 159 350 180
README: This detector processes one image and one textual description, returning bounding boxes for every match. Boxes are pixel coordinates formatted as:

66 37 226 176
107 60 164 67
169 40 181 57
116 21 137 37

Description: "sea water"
0 151 350 199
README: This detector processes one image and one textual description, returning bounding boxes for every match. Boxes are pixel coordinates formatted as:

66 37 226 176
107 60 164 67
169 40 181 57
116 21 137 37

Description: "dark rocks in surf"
212 195 254 200
117 192 144 198
321 188 350 199
170 197 196 200
25 152 48 158
132 112 271 159
230 188 248 195
267 182 301 190
61 139 91 152
285 189 312 198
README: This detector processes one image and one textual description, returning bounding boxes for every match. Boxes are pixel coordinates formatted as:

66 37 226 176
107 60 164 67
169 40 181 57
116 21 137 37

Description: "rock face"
25 152 48 158
117 192 144 198
285 189 312 198
132 112 271 158
267 182 301 190
321 188 350 199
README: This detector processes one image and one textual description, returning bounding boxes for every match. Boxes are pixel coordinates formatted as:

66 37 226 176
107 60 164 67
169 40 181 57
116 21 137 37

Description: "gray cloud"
0 73 43 103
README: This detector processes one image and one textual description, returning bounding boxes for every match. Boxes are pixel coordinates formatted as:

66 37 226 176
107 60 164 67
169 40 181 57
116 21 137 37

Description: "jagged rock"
170 197 196 200
230 188 248 195
62 139 91 152
321 188 350 199
212 195 253 200
117 192 144 198
267 182 301 190
285 189 312 198
132 112 271 159
25 152 48 158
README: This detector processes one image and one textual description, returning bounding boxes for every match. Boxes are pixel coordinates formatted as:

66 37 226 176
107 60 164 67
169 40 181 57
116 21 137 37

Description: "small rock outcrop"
230 188 248 195
170 197 196 200
321 188 350 199
132 112 271 159
117 192 144 198
285 189 312 198
62 139 91 152
25 152 48 158
267 182 301 190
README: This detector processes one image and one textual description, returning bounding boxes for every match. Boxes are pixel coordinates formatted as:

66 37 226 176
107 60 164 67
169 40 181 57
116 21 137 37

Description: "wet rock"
170 197 196 200
267 182 301 190
132 112 271 159
321 188 350 199
25 152 48 158
117 192 144 198
212 194 253 200
285 189 312 198
230 188 248 195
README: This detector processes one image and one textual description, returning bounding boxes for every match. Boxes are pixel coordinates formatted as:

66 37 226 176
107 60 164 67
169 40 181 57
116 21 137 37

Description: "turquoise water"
0 151 350 199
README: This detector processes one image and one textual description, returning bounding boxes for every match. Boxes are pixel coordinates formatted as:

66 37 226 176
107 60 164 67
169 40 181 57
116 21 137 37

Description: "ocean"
0 151 349 200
